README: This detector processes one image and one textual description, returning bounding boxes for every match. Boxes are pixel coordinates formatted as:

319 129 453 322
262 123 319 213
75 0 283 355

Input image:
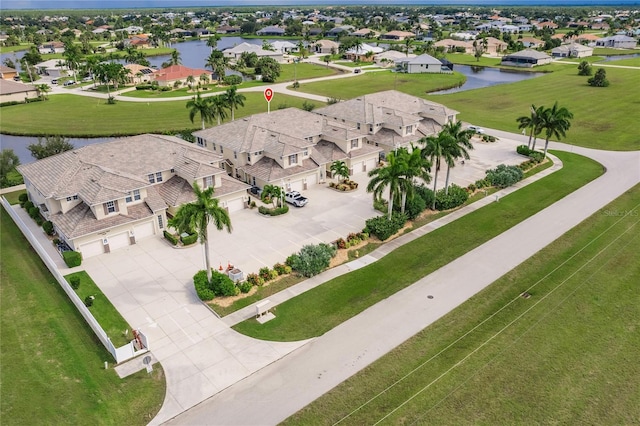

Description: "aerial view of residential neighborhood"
1 0 638 424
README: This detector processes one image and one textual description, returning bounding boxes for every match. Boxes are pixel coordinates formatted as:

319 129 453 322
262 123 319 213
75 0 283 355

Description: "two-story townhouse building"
17 134 249 259
192 108 382 192
314 90 458 156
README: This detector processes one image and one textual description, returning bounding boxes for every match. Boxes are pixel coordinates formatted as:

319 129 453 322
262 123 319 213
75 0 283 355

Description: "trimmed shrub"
135 84 153 90
285 254 299 268
482 134 497 143
273 262 291 275
164 230 178 245
415 185 435 210
529 151 544 163
365 212 407 241
258 204 289 216
211 270 238 297
84 295 94 307
239 281 252 293
336 237 347 249
23 200 34 211
223 75 242 86
42 220 54 235
18 193 28 204
259 267 273 282
467 183 477 192
475 178 490 189
63 250 82 267
404 195 427 220
435 184 469 210
193 270 214 301
246 273 265 286
486 164 524 188
290 243 337 278
69 275 81 290
517 145 531 156
180 233 198 246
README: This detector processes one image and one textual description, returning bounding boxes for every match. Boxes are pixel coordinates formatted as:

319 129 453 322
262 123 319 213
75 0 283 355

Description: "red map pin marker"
264 88 273 102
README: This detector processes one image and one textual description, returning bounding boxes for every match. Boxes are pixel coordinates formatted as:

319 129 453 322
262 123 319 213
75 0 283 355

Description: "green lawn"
233 151 604 341
432 65 640 151
279 61 340 81
0 207 165 425
284 184 640 425
295 70 466 100
64 271 132 347
0 44 30 53
0 93 325 137
593 47 640 56
2 189 26 205
604 57 640 67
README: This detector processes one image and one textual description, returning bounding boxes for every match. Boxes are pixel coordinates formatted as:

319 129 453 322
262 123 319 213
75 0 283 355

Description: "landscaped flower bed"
329 180 359 191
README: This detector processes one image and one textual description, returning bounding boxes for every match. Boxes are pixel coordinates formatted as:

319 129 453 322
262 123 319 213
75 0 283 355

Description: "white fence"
2 197 146 364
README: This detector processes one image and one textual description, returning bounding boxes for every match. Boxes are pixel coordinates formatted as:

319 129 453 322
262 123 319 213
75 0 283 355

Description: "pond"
0 134 115 165
429 64 546 95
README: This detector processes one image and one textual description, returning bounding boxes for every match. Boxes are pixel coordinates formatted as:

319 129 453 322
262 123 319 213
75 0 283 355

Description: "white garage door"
351 161 364 175
79 239 104 259
226 197 245 213
306 174 317 187
108 232 130 251
289 180 304 192
133 222 155 241
365 158 377 173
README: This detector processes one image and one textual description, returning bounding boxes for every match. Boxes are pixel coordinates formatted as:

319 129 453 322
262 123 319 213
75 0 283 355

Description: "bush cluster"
365 212 407 241
258 205 289 216
42 220 54 236
18 193 28 206
329 180 358 191
289 243 337 277
223 75 242 86
517 145 531 156
193 270 239 301
246 273 264 286
180 233 198 246
69 275 81 290
63 251 82 268
435 184 469 210
336 232 369 249
238 281 253 293
475 178 490 189
529 151 544 163
273 263 292 275
481 134 497 142
23 200 34 211
164 230 178 245
259 266 279 282
194 270 214 300
486 164 524 188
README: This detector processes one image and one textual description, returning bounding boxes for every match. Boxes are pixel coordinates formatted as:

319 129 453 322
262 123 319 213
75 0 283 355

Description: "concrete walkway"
164 137 639 425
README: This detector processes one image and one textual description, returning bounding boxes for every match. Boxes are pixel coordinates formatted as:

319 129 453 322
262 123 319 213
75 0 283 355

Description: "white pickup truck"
284 191 308 207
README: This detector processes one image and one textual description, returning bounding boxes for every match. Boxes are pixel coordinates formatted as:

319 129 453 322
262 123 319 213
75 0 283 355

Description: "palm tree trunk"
431 169 439 210
444 164 451 195
543 138 550 159
231 107 235 121
527 128 534 149
204 238 212 281
217 116 221 126
201 117 205 130
387 190 394 219
531 135 538 151
401 191 406 214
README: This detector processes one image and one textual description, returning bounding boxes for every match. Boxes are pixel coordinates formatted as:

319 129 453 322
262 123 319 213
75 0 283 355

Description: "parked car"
468 125 485 134
63 80 75 86
248 186 263 197
51 79 58 85
354 68 361 74
13 75 21 81
284 191 308 207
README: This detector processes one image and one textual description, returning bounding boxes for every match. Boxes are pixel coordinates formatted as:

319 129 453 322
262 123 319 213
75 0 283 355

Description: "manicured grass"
0 93 325 137
604 57 640 67
295 70 466 100
2 189 26 205
233 151 603 341
432 65 640 151
121 85 226 99
0 44 29 53
284 184 640 425
0 207 165 425
64 271 132 347
279 61 340 81
593 47 640 56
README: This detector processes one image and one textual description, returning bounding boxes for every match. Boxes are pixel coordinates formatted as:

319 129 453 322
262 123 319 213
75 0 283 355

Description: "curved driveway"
164 136 639 425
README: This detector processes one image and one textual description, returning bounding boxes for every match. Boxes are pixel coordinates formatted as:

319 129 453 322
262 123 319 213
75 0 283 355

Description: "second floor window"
205 176 213 188
351 139 358 148
106 200 116 213
148 174 155 183
156 172 163 182
288 154 298 166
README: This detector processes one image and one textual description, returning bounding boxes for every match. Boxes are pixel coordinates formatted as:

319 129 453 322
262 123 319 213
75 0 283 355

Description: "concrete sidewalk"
165 139 640 425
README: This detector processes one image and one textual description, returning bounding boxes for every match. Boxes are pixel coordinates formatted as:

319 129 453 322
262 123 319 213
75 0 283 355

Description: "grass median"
0 92 325 137
232 151 603 341
0 207 166 425
284 184 640 425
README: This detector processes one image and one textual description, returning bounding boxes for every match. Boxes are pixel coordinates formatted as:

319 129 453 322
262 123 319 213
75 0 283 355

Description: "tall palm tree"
539 102 574 158
404 37 414 57
224 85 245 121
516 104 545 149
206 34 220 52
441 121 474 194
529 105 546 151
209 95 228 126
367 151 406 219
35 84 50 100
199 73 210 87
186 93 214 130
186 74 196 89
395 147 430 214
420 131 452 209
168 182 232 281
330 160 350 182
170 49 181 66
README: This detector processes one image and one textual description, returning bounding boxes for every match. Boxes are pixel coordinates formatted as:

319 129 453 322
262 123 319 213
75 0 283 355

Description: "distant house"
484 37 508 55
520 37 545 49
313 39 339 54
124 35 151 49
0 65 18 80
501 49 552 67
153 65 212 87
395 54 450 74
216 25 241 34
0 79 38 103
351 28 378 38
35 59 68 78
169 28 191 38
551 43 594 58
326 26 353 38
344 43 383 62
222 42 284 63
595 35 637 49
374 50 412 67
380 30 415 41
193 28 211 37
256 26 285 36
271 40 297 54
38 41 65 54
125 64 156 84
434 39 474 54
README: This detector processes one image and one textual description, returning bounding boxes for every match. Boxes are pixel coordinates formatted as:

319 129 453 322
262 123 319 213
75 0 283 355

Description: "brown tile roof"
157 175 197 208
0 79 37 95
50 201 154 239
17 134 223 206
239 157 319 183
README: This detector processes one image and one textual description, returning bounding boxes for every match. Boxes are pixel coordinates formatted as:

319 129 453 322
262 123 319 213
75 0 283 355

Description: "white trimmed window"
204 176 213 188
148 173 155 183
155 172 163 182
106 201 116 213
158 215 164 229
288 154 298 165
351 139 358 148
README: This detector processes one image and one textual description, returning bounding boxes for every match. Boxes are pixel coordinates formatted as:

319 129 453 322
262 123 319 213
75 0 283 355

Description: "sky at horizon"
2 0 640 10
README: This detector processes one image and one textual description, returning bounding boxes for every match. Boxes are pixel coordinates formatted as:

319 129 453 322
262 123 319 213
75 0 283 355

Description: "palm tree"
538 102 574 158
199 73 210 87
330 160 350 182
206 52 229 83
35 84 50 100
395 147 431 214
224 85 245 121
209 95 228 126
516 104 541 149
261 184 282 208
420 131 452 209
206 34 221 52
404 37 414 57
367 151 406 219
168 182 232 281
529 105 546 151
186 74 196 89
170 49 181 66
441 121 474 194
186 93 214 130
